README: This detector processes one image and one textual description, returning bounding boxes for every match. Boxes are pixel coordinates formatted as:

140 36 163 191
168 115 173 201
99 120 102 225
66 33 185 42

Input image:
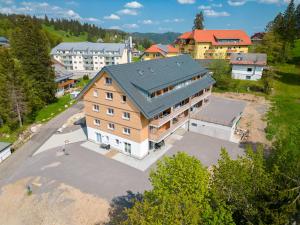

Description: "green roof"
79 55 215 119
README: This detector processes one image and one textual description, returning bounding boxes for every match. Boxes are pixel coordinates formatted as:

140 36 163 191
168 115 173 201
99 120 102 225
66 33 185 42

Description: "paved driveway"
166 131 244 166
0 131 244 201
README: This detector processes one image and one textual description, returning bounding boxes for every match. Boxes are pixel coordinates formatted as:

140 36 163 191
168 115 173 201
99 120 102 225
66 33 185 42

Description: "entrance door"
96 132 102 143
124 142 131 155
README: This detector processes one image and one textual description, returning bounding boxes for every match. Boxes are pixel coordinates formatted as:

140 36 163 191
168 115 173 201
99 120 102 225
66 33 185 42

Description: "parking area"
0 131 244 200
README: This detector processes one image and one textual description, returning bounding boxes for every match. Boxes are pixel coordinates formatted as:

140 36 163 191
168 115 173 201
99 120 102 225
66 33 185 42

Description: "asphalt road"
0 101 84 181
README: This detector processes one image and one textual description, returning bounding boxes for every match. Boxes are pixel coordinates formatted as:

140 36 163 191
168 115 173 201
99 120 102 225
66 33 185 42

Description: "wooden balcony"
149 115 189 143
191 91 210 106
149 91 211 127
150 102 190 127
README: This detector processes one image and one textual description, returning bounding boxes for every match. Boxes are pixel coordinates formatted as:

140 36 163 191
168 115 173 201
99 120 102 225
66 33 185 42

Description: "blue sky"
0 0 296 35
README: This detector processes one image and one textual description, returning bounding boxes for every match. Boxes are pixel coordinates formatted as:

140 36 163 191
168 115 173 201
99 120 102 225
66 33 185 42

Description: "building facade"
79 55 215 159
175 30 251 60
230 53 267 81
141 44 179 61
51 42 129 73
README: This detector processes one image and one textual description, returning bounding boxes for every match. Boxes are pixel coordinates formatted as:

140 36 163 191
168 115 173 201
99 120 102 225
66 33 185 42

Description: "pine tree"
193 12 204 30
0 48 28 128
295 4 300 38
283 0 296 45
10 16 56 112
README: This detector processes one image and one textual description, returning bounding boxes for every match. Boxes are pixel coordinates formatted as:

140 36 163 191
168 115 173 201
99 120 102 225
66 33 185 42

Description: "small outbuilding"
0 142 12 163
230 53 267 81
189 96 246 142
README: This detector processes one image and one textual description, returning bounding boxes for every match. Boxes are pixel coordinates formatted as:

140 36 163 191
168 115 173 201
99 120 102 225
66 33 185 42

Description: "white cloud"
177 0 195 4
198 3 223 10
228 0 247 6
84 17 101 22
65 1 79 7
164 18 184 23
204 9 230 17
141 19 153 24
104 14 120 20
0 0 14 4
124 1 143 8
0 1 102 24
117 8 138 15
123 23 139 29
198 5 212 9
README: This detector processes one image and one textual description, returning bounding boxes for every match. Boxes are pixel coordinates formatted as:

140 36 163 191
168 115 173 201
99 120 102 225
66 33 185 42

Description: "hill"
131 32 181 45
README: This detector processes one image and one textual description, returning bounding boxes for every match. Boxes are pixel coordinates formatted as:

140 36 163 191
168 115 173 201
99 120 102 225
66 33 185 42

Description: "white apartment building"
51 42 129 74
230 53 267 81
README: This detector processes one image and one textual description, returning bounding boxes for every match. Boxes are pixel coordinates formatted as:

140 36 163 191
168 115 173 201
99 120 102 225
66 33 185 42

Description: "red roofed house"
175 30 252 60
141 44 179 61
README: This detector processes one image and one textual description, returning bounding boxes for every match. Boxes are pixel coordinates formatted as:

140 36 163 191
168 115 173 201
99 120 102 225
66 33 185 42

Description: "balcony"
150 101 190 127
191 91 210 106
149 90 211 127
149 112 189 143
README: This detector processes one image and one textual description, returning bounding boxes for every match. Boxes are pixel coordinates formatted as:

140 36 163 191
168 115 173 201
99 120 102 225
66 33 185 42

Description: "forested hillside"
131 32 180 45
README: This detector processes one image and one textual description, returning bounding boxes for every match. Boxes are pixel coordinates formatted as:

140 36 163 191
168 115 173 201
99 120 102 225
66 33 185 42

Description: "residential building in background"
78 55 215 159
175 30 251 60
51 42 129 77
230 53 267 81
251 32 266 44
52 60 76 97
141 44 179 61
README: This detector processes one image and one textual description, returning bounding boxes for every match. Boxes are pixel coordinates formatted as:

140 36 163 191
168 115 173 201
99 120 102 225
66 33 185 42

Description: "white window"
94 119 100 126
108 123 115 130
93 104 99 112
123 112 130 120
106 92 113 100
123 127 131 135
107 108 114 115
105 77 112 85
116 139 120 144
93 90 98 97
124 142 131 154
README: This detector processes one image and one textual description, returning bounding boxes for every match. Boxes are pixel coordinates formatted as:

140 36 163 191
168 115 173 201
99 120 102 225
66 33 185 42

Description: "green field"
43 25 88 42
266 40 300 140
34 94 73 123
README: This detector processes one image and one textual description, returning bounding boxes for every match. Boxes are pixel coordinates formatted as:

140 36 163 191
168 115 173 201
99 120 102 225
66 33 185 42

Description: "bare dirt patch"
213 92 271 147
0 177 109 225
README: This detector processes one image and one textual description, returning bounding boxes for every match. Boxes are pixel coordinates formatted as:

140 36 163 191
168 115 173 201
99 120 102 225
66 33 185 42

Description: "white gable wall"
231 64 264 81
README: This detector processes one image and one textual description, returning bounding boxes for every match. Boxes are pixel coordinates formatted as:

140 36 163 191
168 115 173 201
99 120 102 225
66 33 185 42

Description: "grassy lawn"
35 94 73 123
213 79 266 96
0 95 74 143
43 25 88 42
266 40 300 140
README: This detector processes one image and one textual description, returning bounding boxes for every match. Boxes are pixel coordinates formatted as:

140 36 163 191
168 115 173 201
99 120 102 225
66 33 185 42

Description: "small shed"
190 96 246 142
0 142 12 163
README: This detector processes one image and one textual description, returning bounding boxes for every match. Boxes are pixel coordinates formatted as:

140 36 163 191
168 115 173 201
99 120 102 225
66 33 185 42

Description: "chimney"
127 36 133 63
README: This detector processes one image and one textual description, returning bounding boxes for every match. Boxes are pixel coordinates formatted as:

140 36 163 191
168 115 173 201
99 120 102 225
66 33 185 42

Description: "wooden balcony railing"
149 91 211 127
149 116 189 142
